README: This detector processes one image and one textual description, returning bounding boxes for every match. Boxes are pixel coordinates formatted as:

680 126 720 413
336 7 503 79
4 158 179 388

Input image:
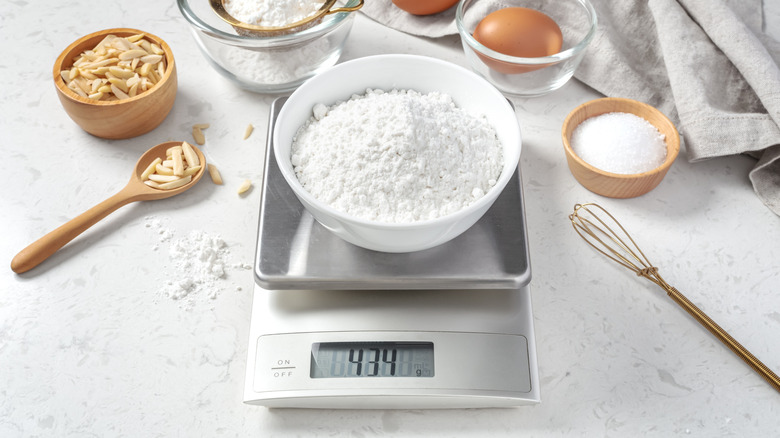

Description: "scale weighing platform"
243 98 540 409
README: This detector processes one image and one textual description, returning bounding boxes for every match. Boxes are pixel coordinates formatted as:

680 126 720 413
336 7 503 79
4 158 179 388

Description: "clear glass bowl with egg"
456 0 597 97
177 0 360 93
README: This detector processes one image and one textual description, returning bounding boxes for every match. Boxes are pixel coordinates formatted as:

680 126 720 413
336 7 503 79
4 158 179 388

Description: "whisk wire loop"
569 202 780 393
570 203 655 275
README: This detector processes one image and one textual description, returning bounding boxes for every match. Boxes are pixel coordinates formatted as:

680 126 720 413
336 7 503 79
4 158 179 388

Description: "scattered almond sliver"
192 123 209 145
62 33 166 101
237 179 252 195
243 124 254 140
143 142 201 190
208 163 223 185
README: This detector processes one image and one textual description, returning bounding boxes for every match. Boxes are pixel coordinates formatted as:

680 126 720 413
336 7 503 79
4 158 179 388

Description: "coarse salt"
571 112 667 175
291 89 504 223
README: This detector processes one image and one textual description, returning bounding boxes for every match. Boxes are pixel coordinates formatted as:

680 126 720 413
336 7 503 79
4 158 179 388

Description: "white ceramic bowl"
274 54 522 253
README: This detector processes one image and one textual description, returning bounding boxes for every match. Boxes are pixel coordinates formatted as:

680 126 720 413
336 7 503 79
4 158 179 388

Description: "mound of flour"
290 89 503 223
144 217 251 304
224 0 325 27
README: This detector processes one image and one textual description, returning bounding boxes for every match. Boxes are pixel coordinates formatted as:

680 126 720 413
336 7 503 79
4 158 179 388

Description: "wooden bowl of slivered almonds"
53 28 177 139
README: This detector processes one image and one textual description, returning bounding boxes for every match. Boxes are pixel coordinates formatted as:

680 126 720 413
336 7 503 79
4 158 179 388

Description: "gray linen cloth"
361 0 780 215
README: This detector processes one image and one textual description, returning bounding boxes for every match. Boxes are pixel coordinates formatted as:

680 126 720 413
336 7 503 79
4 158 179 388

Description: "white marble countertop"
2 1 779 436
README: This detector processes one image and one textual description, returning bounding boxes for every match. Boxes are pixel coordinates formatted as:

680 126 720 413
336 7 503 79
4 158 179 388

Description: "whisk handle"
666 287 780 393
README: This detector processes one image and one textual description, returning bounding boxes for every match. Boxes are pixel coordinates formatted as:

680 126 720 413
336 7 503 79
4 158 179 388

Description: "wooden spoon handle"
11 186 137 274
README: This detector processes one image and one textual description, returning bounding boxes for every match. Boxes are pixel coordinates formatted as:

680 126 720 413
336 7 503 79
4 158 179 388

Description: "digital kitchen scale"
243 98 540 409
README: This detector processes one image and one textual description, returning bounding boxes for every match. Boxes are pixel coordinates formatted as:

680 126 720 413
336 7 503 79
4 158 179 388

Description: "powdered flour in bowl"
274 54 521 253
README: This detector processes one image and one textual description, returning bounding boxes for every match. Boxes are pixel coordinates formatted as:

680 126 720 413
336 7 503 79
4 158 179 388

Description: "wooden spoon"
11 141 206 274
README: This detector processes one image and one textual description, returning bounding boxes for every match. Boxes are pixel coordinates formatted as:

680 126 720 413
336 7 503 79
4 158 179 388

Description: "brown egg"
473 7 563 74
392 0 459 16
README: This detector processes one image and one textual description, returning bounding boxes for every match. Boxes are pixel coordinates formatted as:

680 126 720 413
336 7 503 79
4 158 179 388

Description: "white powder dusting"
291 89 504 223
222 38 330 85
224 0 325 27
571 112 667 174
162 230 230 301
143 217 252 305
144 216 174 251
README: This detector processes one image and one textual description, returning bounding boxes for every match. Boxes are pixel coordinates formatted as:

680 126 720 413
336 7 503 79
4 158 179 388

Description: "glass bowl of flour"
177 0 360 93
274 55 522 253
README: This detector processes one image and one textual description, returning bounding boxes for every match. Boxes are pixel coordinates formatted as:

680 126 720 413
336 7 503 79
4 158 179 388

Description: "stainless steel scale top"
255 97 531 290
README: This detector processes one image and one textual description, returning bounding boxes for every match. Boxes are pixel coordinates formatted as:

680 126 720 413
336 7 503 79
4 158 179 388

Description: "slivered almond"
148 174 182 183
141 157 162 180
81 58 118 68
237 179 252 195
139 39 153 53
155 163 174 175
118 49 148 60
62 33 166 101
108 77 129 93
207 163 223 185
139 62 153 76
166 145 182 157
108 66 134 79
243 124 254 140
172 148 184 177
110 36 132 51
73 77 90 94
110 84 130 100
181 141 200 167
183 165 201 177
126 33 145 43
192 126 206 145
80 70 98 80
147 68 159 84
157 175 191 190
141 142 203 191
140 54 163 65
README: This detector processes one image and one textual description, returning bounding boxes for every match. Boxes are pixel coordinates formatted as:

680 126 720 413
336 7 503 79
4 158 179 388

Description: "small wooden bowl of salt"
562 97 680 198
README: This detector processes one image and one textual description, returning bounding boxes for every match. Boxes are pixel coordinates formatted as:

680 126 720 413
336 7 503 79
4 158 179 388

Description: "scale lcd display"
310 342 434 378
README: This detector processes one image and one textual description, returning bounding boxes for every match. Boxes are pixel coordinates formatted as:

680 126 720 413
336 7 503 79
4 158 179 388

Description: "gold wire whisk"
569 203 780 393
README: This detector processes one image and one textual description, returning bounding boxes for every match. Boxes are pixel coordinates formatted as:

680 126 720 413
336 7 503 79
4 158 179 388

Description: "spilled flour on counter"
144 216 252 306
144 216 174 250
164 230 229 300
